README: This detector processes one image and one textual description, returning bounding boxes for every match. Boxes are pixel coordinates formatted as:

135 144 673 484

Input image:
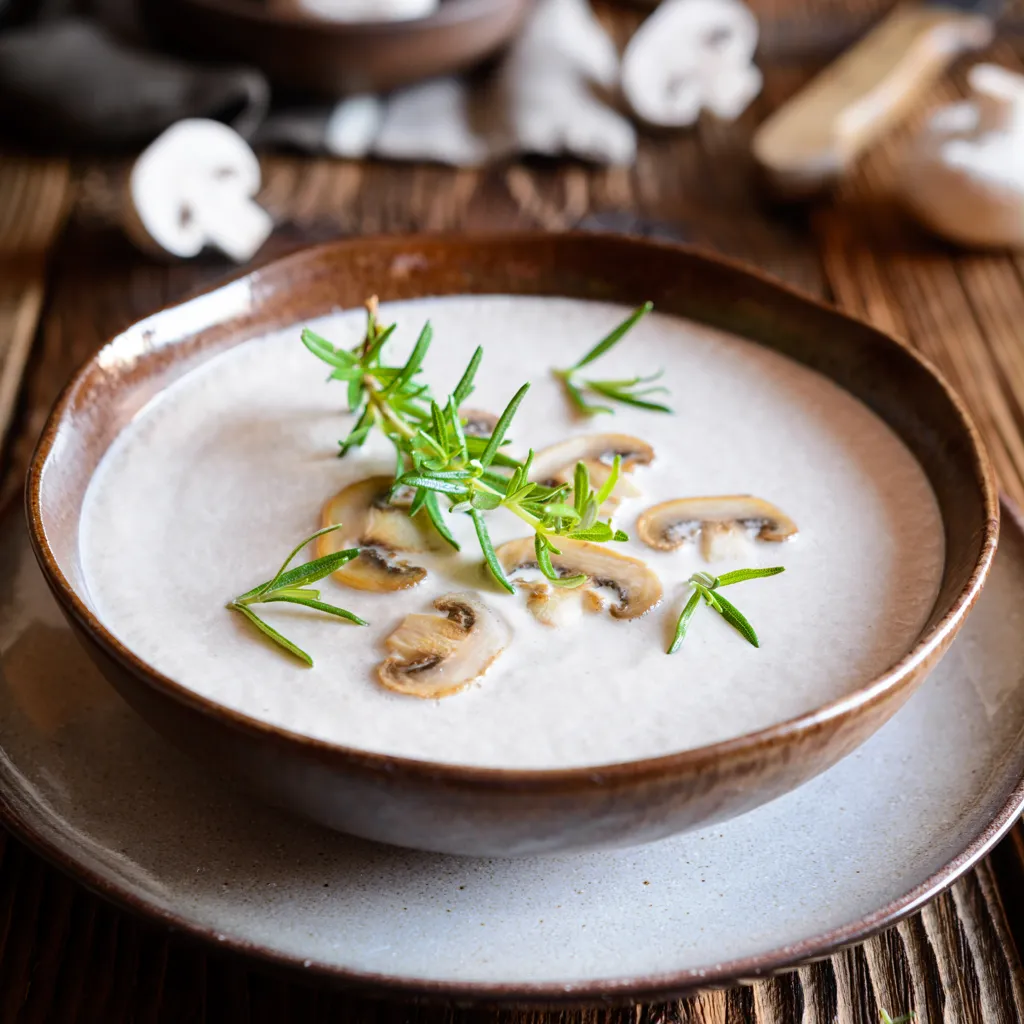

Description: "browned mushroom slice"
317 475 441 592
637 495 798 562
495 537 662 620
377 593 512 698
530 434 654 508
460 408 498 438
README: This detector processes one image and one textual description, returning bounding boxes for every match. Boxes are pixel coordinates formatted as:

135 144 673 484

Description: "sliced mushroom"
637 495 798 562
460 409 498 438
317 476 441 592
530 434 654 509
516 580 609 628
377 593 512 698
495 537 662 620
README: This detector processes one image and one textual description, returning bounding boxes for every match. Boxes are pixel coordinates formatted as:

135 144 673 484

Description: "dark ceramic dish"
143 0 532 97
26 234 999 857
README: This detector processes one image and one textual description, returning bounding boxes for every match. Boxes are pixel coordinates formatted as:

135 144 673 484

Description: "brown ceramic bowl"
26 234 998 857
143 0 532 97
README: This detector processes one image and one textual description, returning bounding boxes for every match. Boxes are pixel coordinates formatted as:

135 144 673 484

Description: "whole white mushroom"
125 119 274 263
902 63 1024 250
622 0 762 128
495 0 637 166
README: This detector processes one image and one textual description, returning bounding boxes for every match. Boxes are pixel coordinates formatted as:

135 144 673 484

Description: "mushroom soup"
79 295 945 769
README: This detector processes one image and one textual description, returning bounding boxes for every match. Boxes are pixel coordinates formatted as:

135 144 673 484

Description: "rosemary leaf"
453 345 484 406
667 588 702 655
263 595 369 626
714 566 786 587
712 591 759 647
471 508 514 593
231 603 314 667
480 383 530 468
571 302 653 370
424 490 460 550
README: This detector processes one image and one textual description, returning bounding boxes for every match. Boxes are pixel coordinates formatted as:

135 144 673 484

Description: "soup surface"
80 296 945 768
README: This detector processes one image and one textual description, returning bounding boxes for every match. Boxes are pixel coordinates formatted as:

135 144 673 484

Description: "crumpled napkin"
257 0 642 166
0 18 268 147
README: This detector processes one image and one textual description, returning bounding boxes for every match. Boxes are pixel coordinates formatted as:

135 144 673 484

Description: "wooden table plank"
0 156 71 498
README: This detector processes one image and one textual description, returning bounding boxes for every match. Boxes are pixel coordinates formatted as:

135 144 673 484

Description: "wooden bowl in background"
141 0 533 98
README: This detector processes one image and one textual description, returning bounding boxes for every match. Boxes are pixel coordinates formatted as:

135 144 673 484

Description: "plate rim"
1 503 1022 1006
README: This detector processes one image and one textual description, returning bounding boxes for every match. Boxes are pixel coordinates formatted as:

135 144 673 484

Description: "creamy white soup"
79 296 945 769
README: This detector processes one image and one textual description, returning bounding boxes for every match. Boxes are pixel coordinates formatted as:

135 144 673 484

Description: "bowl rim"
25 232 1001 790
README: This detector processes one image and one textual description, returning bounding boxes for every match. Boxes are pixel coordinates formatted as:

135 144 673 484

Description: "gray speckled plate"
3 504 1024 1005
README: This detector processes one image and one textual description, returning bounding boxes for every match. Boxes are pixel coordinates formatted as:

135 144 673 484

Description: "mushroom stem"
187 187 273 264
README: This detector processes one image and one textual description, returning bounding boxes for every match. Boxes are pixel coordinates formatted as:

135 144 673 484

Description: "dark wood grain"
2 0 1024 1018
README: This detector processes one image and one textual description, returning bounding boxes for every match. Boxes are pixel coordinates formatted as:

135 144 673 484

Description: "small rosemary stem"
364 376 418 441
503 499 548 535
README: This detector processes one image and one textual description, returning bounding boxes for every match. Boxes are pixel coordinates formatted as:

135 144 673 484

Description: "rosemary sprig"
552 302 671 416
394 387 629 593
228 525 367 667
303 299 630 593
667 566 785 654
880 1013 915 1024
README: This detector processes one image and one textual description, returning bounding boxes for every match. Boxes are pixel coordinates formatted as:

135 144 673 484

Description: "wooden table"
3 3 1024 1020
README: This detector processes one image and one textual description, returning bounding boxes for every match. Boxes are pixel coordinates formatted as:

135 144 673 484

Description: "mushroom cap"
318 475 441 592
637 495 798 552
377 593 512 698
495 536 662 619
622 0 760 127
530 433 653 508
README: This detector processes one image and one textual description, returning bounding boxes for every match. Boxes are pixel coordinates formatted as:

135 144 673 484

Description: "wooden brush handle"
753 4 993 196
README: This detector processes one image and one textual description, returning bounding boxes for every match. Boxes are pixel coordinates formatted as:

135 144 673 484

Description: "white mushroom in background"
324 95 385 159
374 78 491 167
901 63 1024 250
495 0 637 165
622 0 762 128
125 119 273 263
271 0 438 20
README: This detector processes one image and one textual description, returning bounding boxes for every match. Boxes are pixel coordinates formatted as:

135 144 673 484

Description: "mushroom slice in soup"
530 434 654 509
317 475 441 592
637 495 798 562
377 593 512 698
516 580 610 628
495 536 662 620
460 408 498 438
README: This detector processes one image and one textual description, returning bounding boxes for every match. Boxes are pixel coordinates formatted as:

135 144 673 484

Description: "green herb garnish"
552 302 671 416
228 525 367 667
880 1012 915 1024
303 299 630 593
667 567 785 654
